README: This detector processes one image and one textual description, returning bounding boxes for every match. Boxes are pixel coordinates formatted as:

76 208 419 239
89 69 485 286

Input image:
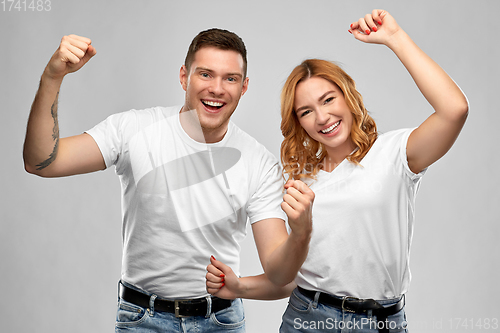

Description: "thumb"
80 44 97 65
210 255 232 276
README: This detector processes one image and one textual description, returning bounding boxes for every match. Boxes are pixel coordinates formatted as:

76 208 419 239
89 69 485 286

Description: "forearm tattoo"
36 92 59 170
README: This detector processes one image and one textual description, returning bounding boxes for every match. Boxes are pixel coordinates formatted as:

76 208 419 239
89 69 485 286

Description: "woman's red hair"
280 59 378 180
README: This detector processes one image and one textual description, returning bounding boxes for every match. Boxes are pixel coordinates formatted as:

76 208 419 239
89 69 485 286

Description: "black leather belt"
297 287 405 333
119 282 232 317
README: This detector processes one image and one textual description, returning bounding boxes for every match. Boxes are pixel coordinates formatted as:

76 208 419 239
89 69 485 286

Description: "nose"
208 77 225 96
316 107 330 125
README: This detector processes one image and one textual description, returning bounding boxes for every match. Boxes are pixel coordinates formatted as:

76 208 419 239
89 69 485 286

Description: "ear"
240 77 249 97
179 65 188 91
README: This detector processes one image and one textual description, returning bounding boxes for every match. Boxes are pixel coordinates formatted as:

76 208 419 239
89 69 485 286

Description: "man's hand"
281 179 314 240
44 34 96 80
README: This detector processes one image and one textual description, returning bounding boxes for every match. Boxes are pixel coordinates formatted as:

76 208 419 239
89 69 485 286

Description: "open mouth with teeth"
202 100 225 112
320 120 341 134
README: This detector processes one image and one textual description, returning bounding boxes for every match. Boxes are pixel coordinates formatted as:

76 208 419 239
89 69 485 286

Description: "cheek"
298 118 316 137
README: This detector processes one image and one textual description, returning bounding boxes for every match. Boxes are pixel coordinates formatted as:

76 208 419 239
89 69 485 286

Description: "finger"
289 180 313 196
59 48 81 64
286 183 314 204
372 9 383 26
61 35 90 53
210 255 230 276
281 201 299 220
358 17 371 35
351 28 370 43
206 271 224 283
364 13 378 33
282 192 301 210
86 44 97 57
207 286 222 295
65 44 86 60
207 264 224 278
206 280 224 290
283 179 294 190
67 34 92 45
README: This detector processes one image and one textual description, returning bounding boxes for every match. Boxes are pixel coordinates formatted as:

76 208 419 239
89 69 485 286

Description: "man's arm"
252 179 314 287
23 35 105 177
206 256 295 300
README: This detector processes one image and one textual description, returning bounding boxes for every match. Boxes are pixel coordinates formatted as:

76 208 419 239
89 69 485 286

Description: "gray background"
1 0 499 332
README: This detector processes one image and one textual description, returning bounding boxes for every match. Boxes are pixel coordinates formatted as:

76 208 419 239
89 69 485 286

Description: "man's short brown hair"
185 28 247 78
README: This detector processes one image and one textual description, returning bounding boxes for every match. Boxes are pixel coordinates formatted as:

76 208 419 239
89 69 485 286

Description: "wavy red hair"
280 59 378 180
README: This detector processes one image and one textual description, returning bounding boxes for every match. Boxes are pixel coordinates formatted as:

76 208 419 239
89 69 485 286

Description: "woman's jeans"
280 287 408 333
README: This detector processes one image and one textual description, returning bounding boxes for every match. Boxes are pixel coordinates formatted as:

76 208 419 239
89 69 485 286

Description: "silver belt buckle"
174 300 188 318
342 296 358 313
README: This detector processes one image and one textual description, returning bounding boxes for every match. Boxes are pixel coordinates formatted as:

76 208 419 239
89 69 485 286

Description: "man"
23 29 313 332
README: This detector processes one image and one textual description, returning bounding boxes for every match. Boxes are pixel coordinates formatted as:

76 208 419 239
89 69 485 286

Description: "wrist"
289 227 312 246
42 67 65 84
385 29 412 53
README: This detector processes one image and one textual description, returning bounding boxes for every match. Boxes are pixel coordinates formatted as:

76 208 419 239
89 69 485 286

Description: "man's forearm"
264 230 311 287
23 74 63 174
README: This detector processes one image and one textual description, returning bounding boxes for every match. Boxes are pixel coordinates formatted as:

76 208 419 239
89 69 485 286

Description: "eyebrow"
295 90 336 113
195 66 243 78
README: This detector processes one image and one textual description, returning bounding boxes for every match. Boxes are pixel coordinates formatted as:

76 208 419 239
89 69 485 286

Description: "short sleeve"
246 160 287 224
399 127 427 182
85 111 135 169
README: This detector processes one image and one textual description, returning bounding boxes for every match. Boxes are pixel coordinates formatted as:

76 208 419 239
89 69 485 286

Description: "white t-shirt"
86 106 286 298
296 128 425 300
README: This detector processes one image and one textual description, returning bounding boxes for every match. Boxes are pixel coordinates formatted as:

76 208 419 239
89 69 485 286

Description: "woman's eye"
300 110 311 117
324 97 334 104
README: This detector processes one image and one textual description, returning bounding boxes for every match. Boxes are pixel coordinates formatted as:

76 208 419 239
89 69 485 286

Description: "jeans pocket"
386 307 408 333
288 290 312 314
115 299 149 329
210 299 245 329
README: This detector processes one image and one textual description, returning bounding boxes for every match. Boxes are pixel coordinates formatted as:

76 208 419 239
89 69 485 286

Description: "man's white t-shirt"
86 106 286 298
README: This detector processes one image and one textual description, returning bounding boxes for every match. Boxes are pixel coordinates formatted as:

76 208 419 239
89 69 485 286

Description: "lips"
202 99 226 112
320 120 341 134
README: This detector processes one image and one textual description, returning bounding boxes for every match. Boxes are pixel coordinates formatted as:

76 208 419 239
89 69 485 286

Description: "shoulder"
371 128 414 154
229 122 278 162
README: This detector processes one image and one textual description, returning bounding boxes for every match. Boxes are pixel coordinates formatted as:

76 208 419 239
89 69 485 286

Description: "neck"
179 107 227 144
322 139 356 172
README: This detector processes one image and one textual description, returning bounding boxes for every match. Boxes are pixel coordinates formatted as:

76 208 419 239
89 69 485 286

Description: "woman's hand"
206 255 241 299
348 9 402 46
281 179 314 241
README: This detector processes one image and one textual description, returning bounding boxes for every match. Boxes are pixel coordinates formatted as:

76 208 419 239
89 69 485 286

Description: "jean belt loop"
149 294 157 316
312 291 320 309
205 295 213 318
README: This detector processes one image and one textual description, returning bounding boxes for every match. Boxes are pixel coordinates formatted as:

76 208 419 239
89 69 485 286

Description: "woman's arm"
206 256 295 300
349 10 469 174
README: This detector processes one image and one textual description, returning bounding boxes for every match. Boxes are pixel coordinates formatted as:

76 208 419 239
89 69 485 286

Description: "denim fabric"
115 282 245 333
280 287 408 333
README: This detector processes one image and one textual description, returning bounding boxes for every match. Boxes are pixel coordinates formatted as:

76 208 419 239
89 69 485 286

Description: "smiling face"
180 46 249 143
294 76 355 162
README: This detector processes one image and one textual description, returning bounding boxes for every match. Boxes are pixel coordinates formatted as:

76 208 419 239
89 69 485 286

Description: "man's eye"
227 77 236 82
201 73 210 78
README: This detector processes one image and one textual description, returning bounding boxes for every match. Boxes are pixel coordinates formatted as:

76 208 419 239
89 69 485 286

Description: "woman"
206 9 468 332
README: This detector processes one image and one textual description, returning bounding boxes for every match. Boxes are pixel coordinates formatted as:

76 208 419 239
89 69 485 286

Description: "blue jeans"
280 288 408 333
115 282 245 332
